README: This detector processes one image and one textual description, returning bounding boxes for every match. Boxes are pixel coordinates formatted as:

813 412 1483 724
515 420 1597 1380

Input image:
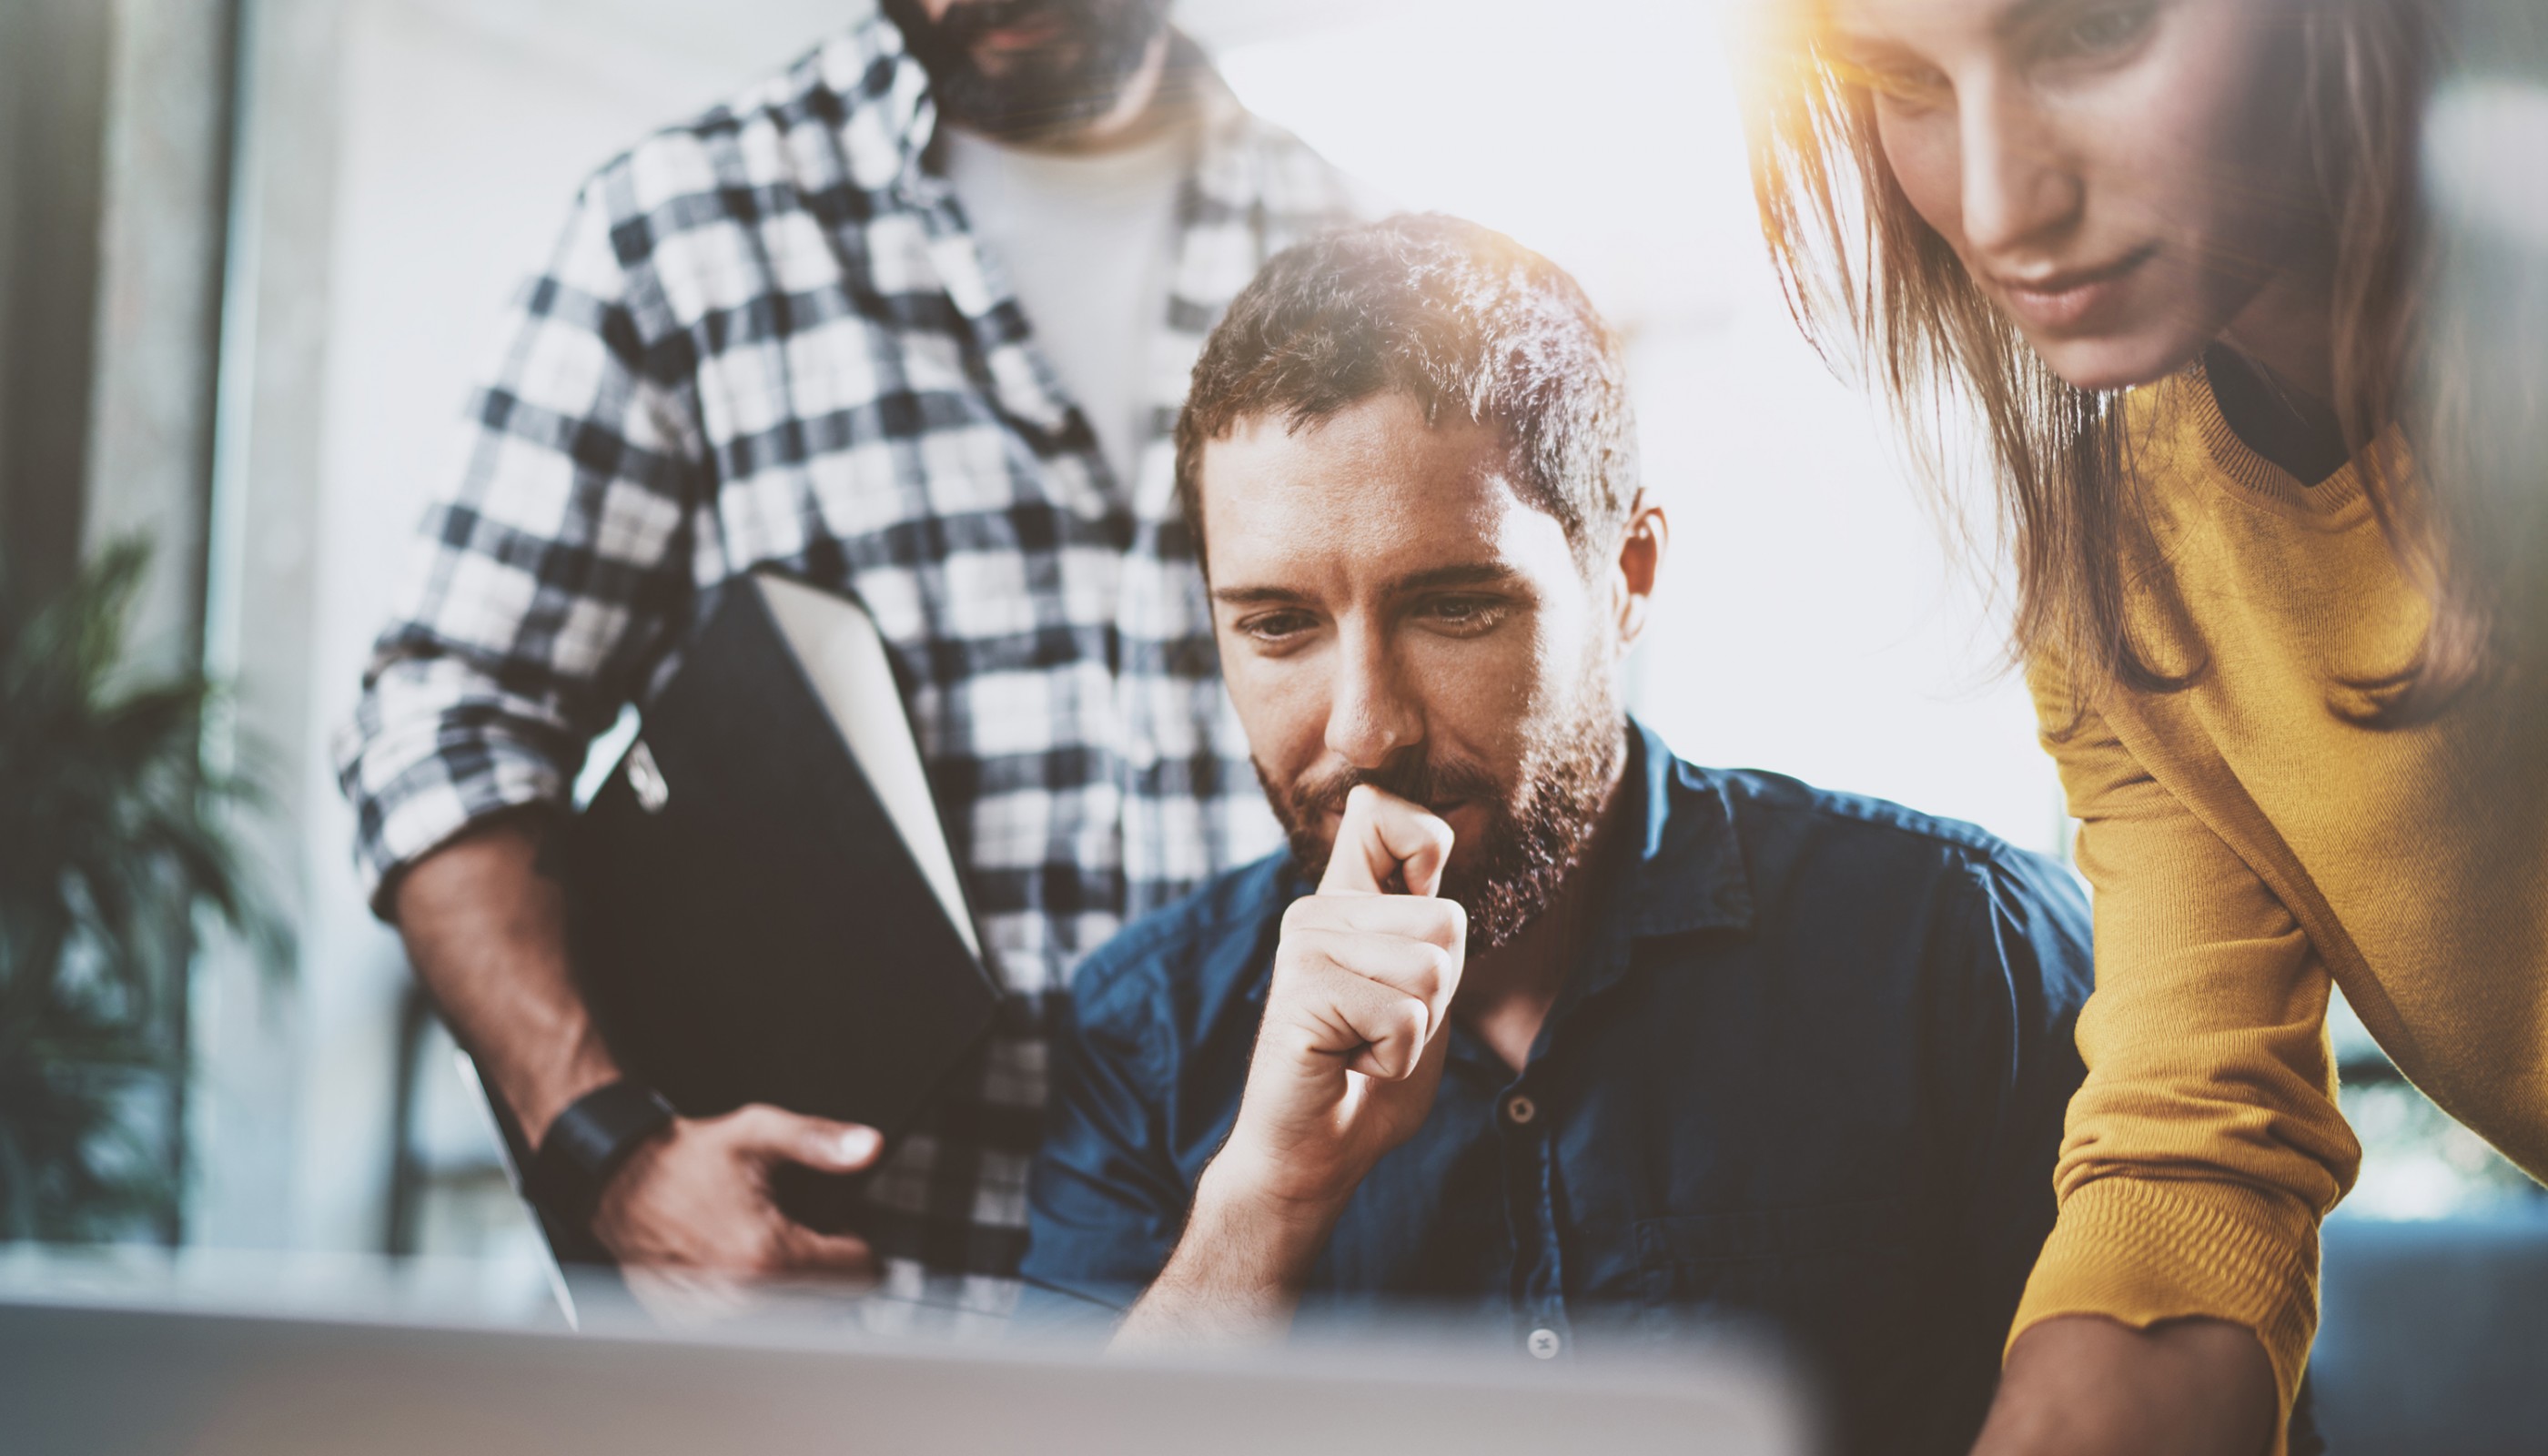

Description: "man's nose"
1957 76 2084 260
1323 627 1422 770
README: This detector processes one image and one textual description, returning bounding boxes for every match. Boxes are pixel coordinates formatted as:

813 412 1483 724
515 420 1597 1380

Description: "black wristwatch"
532 1080 676 1231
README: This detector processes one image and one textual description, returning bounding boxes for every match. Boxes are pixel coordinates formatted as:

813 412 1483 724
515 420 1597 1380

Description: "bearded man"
1016 216 2097 1456
338 1 1353 1302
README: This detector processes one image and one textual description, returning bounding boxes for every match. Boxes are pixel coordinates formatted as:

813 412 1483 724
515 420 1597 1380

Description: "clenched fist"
1214 784 1470 1207
1116 784 1466 1346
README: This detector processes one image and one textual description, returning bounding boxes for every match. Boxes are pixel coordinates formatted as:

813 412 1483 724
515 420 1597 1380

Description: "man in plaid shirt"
337 0 1352 1309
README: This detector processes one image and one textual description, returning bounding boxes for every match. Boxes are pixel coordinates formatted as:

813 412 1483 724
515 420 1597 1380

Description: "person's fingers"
1283 926 1458 1013
1319 784 1456 898
1276 957 1434 1080
795 1119 884 1173
622 1265 760 1324
1283 891 1467 951
773 1225 881 1281
718 1105 884 1173
1282 899 1466 1039
1403 986 1461 1081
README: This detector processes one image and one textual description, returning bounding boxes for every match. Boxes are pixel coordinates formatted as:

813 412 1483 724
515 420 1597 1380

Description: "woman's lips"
1993 245 2158 332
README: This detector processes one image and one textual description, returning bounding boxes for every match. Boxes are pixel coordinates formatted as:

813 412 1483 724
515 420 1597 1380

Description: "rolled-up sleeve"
1944 847 2092 1366
1018 956 1192 1318
334 166 703 915
2011 659 2360 1449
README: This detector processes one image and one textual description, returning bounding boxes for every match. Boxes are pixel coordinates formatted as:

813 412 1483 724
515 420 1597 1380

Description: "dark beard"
1260 680 1625 950
883 0 1175 145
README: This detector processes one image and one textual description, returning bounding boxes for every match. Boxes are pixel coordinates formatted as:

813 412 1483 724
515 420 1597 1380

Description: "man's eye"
1420 597 1508 633
2047 1 2156 61
1239 611 1315 642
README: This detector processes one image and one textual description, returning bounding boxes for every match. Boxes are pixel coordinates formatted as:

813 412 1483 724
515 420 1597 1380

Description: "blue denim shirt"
1020 723 2092 1453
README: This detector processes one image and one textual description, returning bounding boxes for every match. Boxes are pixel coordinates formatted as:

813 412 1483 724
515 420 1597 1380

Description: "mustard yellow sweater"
2013 370 2548 1440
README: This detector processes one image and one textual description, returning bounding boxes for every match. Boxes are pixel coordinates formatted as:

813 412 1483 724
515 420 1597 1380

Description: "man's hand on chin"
1112 785 1467 1350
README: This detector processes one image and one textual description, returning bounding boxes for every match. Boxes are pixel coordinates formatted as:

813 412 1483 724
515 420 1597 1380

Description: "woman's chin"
2020 328 2208 396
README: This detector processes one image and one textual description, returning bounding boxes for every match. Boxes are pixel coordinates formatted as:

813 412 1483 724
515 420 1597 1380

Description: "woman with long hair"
1748 0 2543 1451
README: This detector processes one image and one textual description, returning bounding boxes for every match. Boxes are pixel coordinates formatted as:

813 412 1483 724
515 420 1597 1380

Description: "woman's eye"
1831 48 1952 109
2048 2 2155 60
1868 61 1951 106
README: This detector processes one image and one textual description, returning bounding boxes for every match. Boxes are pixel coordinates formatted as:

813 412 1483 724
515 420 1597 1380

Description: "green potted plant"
0 542 275 1243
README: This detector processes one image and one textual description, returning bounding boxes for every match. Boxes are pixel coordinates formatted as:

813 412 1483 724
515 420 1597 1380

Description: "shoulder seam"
1711 765 2010 858
1072 854 1292 1007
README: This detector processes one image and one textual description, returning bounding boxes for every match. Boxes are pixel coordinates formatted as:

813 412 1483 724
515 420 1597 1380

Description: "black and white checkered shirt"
336 16 1354 1308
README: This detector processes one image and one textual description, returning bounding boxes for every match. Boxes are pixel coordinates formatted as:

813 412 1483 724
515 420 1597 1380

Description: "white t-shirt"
942 126 1189 488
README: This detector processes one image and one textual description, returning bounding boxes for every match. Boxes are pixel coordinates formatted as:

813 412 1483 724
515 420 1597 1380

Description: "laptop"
0 1262 1813 1456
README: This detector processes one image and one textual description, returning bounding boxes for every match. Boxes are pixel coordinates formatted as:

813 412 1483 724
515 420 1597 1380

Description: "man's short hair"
1174 214 1639 572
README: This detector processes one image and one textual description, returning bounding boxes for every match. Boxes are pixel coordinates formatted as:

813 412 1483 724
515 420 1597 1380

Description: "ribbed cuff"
2011 1177 2320 1456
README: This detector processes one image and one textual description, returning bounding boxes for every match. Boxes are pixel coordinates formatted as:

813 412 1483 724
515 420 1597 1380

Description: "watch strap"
532 1080 675 1231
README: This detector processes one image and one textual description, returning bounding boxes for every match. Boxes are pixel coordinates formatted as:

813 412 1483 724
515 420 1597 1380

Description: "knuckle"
1269 943 1325 992
1419 941 1454 988
1288 925 1341 962
1273 1022 1322 1057
747 1230 792 1273
1412 904 1461 946
1289 904 1353 942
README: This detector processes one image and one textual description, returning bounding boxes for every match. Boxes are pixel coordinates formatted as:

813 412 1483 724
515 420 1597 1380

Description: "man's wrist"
515 1049 624 1148
531 1080 677 1231
1116 1164 1337 1349
1182 1153 1350 1286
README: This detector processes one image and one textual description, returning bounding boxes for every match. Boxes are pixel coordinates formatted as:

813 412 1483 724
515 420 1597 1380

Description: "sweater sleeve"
2013 658 2361 1445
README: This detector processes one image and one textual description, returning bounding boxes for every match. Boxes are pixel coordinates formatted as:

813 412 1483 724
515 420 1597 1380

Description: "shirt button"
1526 1328 1562 1360
1505 1094 1538 1126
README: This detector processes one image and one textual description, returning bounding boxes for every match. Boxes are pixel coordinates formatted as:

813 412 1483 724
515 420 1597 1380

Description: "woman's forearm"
1972 1315 2277 1456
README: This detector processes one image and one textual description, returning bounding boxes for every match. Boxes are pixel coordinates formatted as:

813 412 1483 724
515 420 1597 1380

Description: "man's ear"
1613 492 1667 648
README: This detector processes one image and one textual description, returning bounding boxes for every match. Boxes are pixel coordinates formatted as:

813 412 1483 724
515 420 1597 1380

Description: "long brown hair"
1745 0 2530 724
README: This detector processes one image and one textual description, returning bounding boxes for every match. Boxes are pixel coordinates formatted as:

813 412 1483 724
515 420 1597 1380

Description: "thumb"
727 1106 885 1173
1320 784 1456 897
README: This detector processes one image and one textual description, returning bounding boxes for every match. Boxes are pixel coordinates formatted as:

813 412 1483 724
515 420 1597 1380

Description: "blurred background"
0 0 2543 1446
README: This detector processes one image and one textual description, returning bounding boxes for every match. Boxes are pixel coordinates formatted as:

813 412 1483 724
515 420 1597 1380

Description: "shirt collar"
1434 722 1752 1073
816 17 939 194
1505 721 1750 1040
1252 721 1754 1019
1263 719 1756 941
1616 718 1754 941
